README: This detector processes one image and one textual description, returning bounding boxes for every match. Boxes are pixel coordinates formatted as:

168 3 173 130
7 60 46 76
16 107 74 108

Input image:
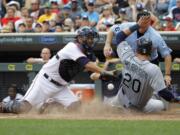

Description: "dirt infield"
0 102 179 120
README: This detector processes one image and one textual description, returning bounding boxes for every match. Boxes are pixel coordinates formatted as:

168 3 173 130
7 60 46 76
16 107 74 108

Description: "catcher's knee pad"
66 101 81 111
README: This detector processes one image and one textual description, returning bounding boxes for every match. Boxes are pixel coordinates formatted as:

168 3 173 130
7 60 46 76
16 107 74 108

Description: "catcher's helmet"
76 26 99 49
76 26 99 39
136 37 152 55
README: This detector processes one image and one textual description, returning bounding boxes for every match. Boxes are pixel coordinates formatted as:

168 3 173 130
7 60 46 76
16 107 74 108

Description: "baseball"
107 83 114 90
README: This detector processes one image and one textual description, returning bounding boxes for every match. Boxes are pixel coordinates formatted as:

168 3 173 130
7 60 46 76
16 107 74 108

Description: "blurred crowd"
0 0 180 33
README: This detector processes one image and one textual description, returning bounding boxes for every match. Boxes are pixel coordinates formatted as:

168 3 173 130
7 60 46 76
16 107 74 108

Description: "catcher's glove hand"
99 70 121 81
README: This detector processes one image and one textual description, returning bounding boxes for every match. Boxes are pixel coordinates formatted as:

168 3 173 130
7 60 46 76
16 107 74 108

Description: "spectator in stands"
15 7 30 32
92 0 116 13
17 22 26 32
154 21 164 31
20 7 30 19
68 0 82 21
55 12 65 26
80 14 90 27
116 8 129 23
124 0 137 22
162 16 176 31
6 21 15 32
24 16 34 32
5 1 21 17
168 0 180 23
63 17 75 32
13 0 25 7
115 0 129 9
83 0 99 27
29 0 43 21
74 15 82 30
62 4 71 19
49 0 60 14
34 22 43 32
0 25 11 33
37 5 57 23
40 0 50 5
26 47 51 64
1 84 23 113
98 23 107 31
1 7 20 26
139 0 155 12
155 0 169 16
55 25 63 32
49 19 57 31
112 0 128 15
96 5 115 31
174 58 180 63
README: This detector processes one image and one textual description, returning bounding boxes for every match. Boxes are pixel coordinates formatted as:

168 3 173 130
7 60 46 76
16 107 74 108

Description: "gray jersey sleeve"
156 36 172 58
150 28 172 58
111 22 135 35
117 41 135 63
111 24 121 35
149 65 166 92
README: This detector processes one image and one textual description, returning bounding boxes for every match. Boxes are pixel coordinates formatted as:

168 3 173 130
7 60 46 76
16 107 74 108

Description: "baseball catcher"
3 26 117 114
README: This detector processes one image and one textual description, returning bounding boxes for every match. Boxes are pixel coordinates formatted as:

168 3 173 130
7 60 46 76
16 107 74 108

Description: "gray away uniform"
112 41 166 113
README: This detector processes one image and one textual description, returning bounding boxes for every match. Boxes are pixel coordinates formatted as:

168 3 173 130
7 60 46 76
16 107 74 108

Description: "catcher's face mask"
76 26 99 49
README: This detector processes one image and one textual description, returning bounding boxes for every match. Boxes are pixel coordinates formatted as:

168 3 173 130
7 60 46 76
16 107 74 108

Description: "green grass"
0 119 179 135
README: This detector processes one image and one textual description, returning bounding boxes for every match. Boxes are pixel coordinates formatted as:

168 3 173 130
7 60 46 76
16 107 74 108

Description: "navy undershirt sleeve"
158 88 175 102
76 56 90 67
116 31 128 45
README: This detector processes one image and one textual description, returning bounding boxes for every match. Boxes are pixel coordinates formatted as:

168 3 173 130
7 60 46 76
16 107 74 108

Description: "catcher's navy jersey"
111 22 172 60
117 41 166 108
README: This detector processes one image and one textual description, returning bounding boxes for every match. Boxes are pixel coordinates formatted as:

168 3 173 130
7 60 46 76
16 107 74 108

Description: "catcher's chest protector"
59 59 84 82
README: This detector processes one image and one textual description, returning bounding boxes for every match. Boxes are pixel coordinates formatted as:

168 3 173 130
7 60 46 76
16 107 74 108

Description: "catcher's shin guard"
5 100 32 114
3 100 21 113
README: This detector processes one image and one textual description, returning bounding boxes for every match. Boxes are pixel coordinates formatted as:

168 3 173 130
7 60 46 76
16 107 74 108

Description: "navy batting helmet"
136 37 152 55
